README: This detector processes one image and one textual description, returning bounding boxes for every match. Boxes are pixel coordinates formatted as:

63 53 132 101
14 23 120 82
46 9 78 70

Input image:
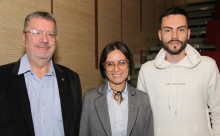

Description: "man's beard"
162 39 187 55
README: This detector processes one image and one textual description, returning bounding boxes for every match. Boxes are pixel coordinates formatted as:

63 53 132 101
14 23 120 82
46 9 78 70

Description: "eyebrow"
105 59 126 62
163 26 187 29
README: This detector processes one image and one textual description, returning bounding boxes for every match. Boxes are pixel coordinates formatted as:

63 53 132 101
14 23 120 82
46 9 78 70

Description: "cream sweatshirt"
137 44 220 136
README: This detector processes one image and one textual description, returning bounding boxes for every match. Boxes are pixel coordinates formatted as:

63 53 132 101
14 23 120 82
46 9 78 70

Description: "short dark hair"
23 11 57 33
99 41 134 79
159 7 189 29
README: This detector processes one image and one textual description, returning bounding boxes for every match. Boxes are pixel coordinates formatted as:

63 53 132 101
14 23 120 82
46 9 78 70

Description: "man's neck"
165 50 186 63
29 58 51 79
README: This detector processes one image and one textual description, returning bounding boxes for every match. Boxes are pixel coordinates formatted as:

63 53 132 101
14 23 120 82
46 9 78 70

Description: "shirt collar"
18 53 56 76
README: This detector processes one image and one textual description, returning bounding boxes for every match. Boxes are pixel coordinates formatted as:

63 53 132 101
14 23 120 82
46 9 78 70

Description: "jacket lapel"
94 83 112 136
127 84 139 136
54 64 71 136
12 60 35 135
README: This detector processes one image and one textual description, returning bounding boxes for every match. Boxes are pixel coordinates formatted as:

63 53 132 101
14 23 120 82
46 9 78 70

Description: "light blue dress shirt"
18 54 64 136
107 82 128 136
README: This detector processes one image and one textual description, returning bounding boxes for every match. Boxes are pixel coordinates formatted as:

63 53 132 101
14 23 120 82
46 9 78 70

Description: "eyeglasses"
104 60 129 72
24 30 58 42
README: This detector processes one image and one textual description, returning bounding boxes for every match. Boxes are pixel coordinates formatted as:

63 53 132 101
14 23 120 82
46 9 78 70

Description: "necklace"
112 88 125 103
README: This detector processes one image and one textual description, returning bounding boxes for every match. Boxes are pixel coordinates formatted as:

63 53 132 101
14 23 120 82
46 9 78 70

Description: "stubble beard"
162 39 188 55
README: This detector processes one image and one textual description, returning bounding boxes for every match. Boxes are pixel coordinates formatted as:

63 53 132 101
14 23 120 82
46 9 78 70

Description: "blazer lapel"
12 61 35 135
127 84 139 136
54 64 71 136
94 83 112 136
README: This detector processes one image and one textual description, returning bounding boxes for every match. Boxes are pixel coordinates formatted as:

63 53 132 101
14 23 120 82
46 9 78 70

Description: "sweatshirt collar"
154 44 201 69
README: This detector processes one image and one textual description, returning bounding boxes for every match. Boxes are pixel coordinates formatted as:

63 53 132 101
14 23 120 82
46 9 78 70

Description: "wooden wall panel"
53 0 103 93
187 0 212 4
122 0 163 65
173 0 187 9
142 0 154 33
165 0 187 9
122 0 143 64
155 0 166 30
98 0 121 53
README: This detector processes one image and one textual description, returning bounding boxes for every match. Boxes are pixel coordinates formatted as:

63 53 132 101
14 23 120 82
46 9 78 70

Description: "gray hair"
23 11 57 34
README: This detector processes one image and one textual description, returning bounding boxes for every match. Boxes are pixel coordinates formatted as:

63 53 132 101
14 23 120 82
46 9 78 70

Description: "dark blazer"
79 83 154 136
0 60 82 136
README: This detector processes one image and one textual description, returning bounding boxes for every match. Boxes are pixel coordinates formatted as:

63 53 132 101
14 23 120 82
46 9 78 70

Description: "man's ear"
158 29 162 41
187 29 191 40
22 33 26 47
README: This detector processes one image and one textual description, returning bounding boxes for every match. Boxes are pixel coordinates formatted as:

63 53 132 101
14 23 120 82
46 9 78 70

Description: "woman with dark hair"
79 41 154 136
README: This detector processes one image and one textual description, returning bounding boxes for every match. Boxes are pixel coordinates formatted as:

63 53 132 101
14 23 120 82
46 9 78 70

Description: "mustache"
35 43 51 48
168 40 183 44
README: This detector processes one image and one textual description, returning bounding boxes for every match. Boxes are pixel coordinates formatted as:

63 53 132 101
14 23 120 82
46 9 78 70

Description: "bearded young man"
137 7 220 136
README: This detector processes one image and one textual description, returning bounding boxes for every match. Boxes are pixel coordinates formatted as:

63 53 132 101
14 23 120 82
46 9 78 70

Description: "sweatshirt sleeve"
207 62 220 136
137 65 148 93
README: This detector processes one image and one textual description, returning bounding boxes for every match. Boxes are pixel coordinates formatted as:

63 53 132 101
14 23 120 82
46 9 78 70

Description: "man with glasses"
0 11 82 136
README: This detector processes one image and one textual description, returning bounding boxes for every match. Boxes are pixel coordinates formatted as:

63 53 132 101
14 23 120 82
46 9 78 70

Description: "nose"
172 30 178 39
41 33 49 43
113 64 120 72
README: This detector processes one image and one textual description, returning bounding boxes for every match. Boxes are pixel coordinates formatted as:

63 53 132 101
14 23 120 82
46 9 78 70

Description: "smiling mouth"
36 46 51 52
112 74 122 77
36 43 51 48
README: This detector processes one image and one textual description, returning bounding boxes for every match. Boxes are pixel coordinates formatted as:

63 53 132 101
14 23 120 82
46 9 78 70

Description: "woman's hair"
99 41 134 79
